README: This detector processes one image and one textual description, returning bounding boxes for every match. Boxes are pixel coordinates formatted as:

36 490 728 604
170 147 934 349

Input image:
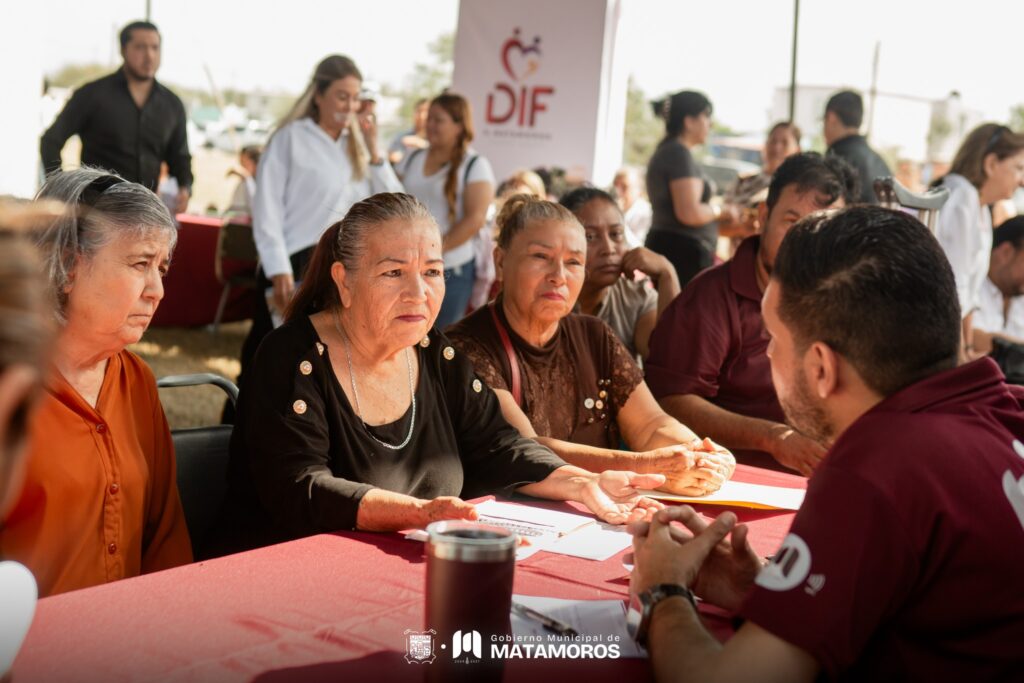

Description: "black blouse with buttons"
217 316 565 553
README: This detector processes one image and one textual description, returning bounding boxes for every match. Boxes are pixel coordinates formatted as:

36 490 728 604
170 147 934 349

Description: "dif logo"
485 27 555 127
452 629 483 659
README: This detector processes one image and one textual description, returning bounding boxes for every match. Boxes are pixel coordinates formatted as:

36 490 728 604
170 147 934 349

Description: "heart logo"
501 28 542 82
0 561 37 675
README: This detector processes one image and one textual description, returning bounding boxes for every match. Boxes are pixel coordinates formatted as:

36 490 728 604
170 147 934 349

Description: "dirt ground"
129 321 249 430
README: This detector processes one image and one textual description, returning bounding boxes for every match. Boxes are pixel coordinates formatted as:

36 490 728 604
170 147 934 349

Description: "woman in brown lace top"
447 195 735 495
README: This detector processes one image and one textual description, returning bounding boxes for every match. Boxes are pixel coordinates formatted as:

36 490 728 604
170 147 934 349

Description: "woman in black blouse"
218 192 664 553
645 90 740 285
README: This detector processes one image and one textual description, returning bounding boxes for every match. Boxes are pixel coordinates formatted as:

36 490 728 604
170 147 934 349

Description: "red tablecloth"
12 465 804 683
151 214 256 328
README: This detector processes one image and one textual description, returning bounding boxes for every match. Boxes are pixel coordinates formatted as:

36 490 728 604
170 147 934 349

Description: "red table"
151 214 256 328
12 466 804 683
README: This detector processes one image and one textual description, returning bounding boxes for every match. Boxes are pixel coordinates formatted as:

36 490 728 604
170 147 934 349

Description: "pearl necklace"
333 312 415 450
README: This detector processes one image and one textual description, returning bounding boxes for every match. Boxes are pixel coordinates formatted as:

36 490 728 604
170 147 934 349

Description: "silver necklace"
333 312 416 450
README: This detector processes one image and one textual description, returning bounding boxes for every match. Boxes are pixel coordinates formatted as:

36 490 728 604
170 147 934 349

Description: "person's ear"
983 152 1000 182
0 365 41 518
758 201 769 231
805 341 839 400
493 246 505 282
331 261 353 309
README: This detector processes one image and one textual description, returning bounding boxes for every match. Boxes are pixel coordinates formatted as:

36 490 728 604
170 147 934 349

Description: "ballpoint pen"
511 601 580 637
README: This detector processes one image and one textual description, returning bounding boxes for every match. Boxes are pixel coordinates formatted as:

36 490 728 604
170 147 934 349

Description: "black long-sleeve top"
41 70 193 191
217 317 566 554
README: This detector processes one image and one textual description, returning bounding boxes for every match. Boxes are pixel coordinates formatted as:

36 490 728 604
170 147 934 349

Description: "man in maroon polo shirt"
646 153 857 474
628 207 1024 681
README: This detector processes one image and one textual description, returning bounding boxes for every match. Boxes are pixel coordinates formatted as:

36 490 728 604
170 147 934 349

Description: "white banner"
452 0 627 187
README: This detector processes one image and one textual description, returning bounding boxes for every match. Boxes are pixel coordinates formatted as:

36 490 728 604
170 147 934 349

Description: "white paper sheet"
511 594 644 658
544 523 633 561
640 479 805 510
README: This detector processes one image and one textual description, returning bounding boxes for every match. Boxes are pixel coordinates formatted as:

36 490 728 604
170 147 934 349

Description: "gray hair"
34 167 177 323
285 192 438 320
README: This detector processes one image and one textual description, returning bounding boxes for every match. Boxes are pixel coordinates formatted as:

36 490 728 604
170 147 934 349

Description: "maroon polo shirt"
742 358 1024 680
645 236 784 467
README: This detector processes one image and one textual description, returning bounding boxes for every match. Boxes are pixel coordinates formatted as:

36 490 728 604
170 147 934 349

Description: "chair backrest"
215 216 259 284
172 425 232 559
157 373 238 560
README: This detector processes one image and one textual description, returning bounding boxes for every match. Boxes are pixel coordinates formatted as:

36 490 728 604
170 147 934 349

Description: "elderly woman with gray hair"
218 192 666 553
0 168 192 597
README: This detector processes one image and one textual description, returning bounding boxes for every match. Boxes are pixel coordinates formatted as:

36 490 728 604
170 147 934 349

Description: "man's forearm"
648 596 724 682
660 394 779 454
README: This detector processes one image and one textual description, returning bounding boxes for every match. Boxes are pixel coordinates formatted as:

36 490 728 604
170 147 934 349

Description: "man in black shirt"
823 90 890 204
41 21 192 212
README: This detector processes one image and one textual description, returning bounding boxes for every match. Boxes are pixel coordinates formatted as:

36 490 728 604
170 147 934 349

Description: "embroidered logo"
1004 440 1024 531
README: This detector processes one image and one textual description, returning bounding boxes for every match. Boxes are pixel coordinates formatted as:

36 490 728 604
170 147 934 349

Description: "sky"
25 0 1024 135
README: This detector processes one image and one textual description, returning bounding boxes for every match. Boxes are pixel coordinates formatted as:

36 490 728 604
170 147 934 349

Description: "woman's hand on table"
639 439 735 496
575 471 666 525
628 506 762 612
418 496 479 525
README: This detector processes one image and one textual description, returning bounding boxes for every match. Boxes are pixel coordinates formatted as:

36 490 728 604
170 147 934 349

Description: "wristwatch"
626 583 698 647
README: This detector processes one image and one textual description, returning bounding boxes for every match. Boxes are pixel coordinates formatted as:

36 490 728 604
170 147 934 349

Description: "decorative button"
472 379 483 393
443 346 455 361
107 543 117 555
584 398 595 409
316 342 325 355
420 336 431 348
299 361 313 375
587 417 595 424
595 400 604 410
600 413 607 420
109 483 119 495
96 423 107 433
598 390 607 399
293 400 308 415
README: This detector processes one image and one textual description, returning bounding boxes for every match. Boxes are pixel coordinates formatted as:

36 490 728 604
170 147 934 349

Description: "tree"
1010 104 1024 133
622 77 662 167
47 63 109 89
385 32 454 125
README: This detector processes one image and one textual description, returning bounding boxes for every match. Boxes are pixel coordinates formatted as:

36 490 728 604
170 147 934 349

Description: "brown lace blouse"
447 300 645 449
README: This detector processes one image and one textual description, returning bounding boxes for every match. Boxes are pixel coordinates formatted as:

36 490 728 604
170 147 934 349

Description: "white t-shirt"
400 149 495 269
623 198 652 246
975 276 1024 339
252 118 404 278
935 173 993 317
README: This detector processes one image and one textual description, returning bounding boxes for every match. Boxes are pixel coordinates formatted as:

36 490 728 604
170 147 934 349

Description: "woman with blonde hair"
234 55 403 418
400 93 495 327
933 123 1024 356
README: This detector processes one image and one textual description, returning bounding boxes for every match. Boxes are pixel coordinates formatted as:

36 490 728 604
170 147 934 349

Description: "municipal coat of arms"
404 628 437 664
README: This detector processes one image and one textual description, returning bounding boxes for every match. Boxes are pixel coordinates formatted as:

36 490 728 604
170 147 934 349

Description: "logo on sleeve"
1004 440 1024 531
755 533 812 592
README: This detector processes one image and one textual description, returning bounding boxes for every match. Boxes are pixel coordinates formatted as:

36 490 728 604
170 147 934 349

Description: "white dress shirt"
975 276 1024 339
252 117 403 278
935 173 993 317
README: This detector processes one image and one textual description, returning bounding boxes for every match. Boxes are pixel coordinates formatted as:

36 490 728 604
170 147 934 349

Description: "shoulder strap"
463 154 479 187
489 302 522 406
402 148 425 176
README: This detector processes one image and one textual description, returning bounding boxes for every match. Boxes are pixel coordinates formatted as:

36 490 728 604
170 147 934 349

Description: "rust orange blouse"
0 350 192 596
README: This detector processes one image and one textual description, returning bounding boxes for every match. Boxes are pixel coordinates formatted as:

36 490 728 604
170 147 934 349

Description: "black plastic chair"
157 373 238 560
